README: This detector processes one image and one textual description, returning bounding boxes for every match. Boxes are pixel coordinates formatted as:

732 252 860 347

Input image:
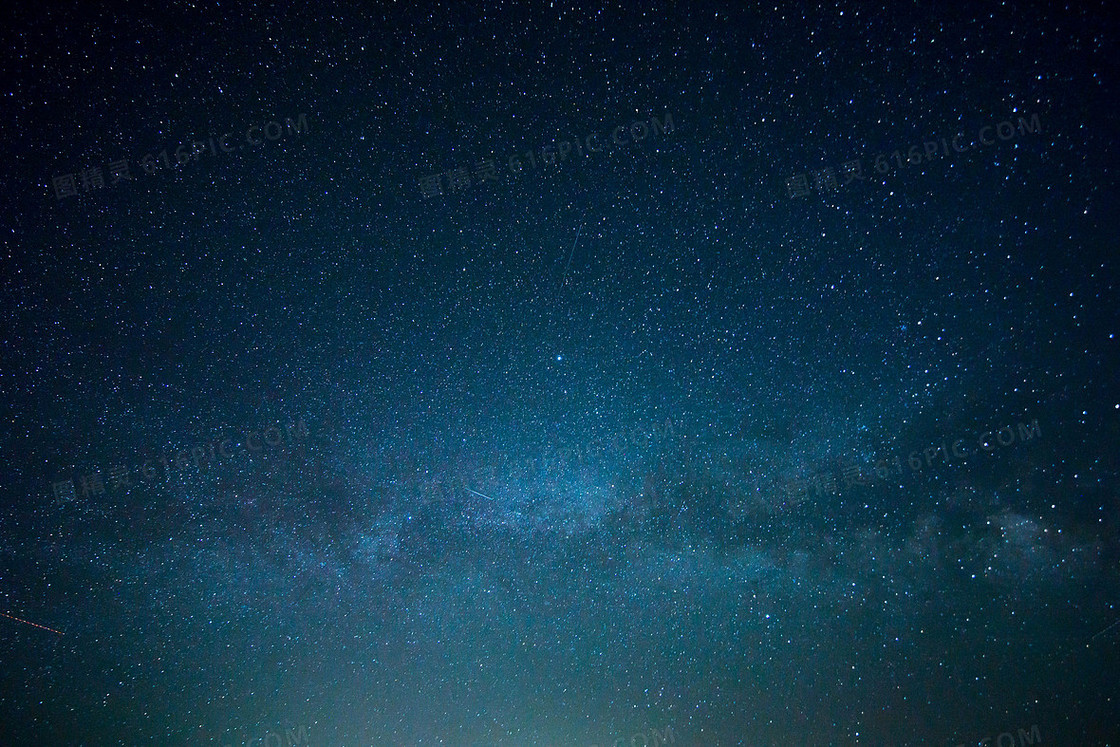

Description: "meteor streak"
1 611 65 635
558 222 582 290
1092 617 1120 640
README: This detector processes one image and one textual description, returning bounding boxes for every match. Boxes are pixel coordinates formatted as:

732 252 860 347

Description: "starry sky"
1 1 1119 744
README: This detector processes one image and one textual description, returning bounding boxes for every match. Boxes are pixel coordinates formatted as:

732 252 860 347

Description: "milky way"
1 2 1118 745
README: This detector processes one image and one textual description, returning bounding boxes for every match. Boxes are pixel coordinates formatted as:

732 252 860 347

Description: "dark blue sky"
1 1 1118 744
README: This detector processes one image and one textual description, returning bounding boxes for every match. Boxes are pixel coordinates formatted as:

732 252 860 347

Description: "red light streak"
0 611 65 635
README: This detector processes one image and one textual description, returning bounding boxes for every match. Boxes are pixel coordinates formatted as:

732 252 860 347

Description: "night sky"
2 1 1119 745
